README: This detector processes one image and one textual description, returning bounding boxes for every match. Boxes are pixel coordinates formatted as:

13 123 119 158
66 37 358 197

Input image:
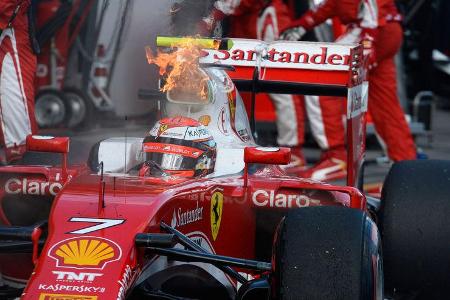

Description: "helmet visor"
159 153 184 170
146 152 197 171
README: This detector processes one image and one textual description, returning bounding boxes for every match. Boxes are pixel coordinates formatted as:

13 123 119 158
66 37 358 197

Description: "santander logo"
211 47 350 67
5 178 62 196
200 40 356 71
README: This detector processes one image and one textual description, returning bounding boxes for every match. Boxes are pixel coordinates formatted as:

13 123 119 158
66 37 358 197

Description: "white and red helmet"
143 116 216 177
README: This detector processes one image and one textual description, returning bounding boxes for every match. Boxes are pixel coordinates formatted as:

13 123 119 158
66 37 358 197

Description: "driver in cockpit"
140 116 216 178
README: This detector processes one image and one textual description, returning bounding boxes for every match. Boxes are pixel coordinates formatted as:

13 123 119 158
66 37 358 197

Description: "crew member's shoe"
298 149 347 181
282 147 307 173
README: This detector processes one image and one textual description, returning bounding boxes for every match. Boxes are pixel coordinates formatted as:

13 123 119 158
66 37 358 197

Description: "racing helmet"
143 116 216 177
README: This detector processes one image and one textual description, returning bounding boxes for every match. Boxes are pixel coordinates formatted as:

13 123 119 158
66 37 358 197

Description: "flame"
146 38 214 102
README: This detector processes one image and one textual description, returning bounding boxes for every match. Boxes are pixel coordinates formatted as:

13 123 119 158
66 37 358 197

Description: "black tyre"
63 87 94 129
35 89 67 128
379 160 450 292
273 206 383 300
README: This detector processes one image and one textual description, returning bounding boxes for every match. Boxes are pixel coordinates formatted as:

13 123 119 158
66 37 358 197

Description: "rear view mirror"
243 147 291 188
244 147 291 165
26 135 70 180
26 135 69 153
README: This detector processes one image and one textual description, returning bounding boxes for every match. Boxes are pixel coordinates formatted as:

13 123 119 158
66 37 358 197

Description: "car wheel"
273 206 383 300
63 87 94 129
379 160 450 292
35 89 67 128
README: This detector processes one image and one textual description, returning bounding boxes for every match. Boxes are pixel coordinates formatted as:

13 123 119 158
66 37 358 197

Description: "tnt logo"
52 271 102 282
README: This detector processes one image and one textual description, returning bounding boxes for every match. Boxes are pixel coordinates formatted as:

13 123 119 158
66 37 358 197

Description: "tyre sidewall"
272 207 382 300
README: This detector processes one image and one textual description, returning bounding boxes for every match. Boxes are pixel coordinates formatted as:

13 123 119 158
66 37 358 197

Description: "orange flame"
146 38 211 102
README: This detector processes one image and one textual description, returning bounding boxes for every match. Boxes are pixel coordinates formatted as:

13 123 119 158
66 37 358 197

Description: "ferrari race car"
0 37 449 300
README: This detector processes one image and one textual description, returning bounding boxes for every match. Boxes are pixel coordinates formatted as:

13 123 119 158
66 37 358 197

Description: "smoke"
28 2 223 171
170 0 215 36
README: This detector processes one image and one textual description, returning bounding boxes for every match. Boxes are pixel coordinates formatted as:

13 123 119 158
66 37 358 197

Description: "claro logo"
252 189 321 208
5 178 62 196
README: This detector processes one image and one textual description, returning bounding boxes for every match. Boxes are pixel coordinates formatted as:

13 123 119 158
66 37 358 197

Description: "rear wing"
200 39 361 94
156 37 368 189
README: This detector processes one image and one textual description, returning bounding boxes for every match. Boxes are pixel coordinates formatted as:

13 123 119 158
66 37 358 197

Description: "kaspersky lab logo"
48 236 122 270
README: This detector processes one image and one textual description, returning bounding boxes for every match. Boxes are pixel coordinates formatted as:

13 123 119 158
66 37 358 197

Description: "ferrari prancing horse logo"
210 191 223 241
158 124 169 136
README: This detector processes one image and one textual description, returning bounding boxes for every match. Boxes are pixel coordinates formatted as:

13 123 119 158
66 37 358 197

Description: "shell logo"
48 237 122 270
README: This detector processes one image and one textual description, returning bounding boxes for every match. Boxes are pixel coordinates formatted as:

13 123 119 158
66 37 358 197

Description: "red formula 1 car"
0 37 449 300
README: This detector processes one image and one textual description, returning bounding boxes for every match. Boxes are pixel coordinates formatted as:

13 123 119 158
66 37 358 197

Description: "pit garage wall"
94 0 177 117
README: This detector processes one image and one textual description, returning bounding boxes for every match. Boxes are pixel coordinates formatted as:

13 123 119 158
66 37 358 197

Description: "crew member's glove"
197 15 216 36
280 26 307 41
279 10 316 41
197 3 227 36
361 29 378 70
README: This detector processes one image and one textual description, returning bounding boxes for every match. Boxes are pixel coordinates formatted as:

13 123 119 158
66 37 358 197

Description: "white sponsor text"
252 189 320 208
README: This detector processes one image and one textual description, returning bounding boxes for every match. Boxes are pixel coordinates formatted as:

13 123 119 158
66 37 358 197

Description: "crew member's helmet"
143 116 216 177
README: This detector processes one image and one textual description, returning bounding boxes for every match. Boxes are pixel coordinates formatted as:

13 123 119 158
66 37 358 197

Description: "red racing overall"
0 0 37 162
285 0 416 163
204 0 305 169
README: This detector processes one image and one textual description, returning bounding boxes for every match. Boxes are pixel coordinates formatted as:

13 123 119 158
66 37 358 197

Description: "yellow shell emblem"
56 239 114 266
49 237 121 269
210 191 223 241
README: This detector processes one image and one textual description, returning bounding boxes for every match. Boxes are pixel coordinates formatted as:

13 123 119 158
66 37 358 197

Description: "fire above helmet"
143 116 216 177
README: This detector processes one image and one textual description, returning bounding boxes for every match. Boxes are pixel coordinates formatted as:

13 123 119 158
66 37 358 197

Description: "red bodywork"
15 163 364 299
0 146 366 298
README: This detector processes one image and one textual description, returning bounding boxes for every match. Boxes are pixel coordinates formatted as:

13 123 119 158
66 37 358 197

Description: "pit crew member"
0 0 38 163
281 0 417 181
199 0 307 172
